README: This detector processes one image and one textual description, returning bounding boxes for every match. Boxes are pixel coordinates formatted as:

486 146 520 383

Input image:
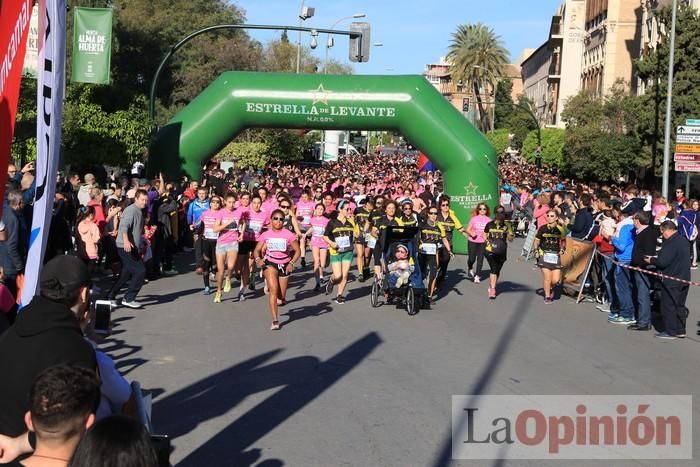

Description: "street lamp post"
661 0 678 197
148 23 362 122
324 13 366 73
296 0 315 74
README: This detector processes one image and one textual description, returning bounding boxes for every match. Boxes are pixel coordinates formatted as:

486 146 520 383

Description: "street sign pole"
661 0 678 198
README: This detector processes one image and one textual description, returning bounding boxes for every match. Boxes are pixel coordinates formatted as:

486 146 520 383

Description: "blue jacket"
678 209 697 241
611 217 635 263
0 207 26 278
186 198 210 226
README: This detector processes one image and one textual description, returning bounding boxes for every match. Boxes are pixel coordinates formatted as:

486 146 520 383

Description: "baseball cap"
40 255 90 301
399 198 413 207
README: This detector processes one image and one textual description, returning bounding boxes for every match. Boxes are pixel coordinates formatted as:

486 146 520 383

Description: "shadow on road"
430 293 535 467
155 332 382 466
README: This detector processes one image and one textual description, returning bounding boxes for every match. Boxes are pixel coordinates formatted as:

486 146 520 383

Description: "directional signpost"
675 121 700 196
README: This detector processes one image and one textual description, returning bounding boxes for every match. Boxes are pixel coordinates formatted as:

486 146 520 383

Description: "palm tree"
447 23 509 132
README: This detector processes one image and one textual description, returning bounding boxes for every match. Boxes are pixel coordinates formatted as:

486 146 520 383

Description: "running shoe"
473 275 481 284
238 291 246 301
609 316 636 325
213 291 222 303
544 297 553 305
325 278 334 295
654 332 677 340
203 286 211 295
488 287 496 299
121 300 143 309
607 312 620 320
223 278 231 293
334 296 346 304
466 270 475 280
596 304 612 313
691 264 698 270
270 321 280 331
163 269 178 276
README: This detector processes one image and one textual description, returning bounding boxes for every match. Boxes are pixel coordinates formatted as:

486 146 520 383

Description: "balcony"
550 17 563 38
548 61 561 80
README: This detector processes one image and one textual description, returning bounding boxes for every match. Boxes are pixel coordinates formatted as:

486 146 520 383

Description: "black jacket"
568 208 594 240
0 207 26 278
651 232 691 288
0 296 96 437
631 225 660 268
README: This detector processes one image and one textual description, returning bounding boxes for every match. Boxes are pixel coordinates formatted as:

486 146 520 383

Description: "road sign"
675 143 700 153
676 125 700 135
675 162 700 172
676 134 700 144
675 153 700 162
686 119 700 126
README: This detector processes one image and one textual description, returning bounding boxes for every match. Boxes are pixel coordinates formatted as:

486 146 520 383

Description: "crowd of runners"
1 152 698 337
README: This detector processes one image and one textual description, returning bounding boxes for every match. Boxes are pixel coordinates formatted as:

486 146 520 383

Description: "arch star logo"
464 182 478 196
310 84 330 106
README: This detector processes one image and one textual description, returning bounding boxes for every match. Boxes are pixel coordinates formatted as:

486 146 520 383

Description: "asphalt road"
102 239 700 467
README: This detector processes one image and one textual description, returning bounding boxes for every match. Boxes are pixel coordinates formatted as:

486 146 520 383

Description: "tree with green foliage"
505 95 537 149
218 142 269 169
493 79 515 130
485 129 511 156
447 23 509 132
631 3 700 184
522 128 565 167
561 82 645 182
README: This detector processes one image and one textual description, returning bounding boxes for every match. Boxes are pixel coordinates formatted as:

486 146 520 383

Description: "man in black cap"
0 255 96 454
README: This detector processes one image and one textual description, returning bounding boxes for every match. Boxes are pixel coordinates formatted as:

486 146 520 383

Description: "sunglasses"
441 203 449 206
280 204 291 208
403 205 412 209
495 210 505 214
547 214 557 218
271 216 284 221
428 211 438 215
478 208 487 211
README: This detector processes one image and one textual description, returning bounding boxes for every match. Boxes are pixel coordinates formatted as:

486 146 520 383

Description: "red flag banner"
0 0 33 211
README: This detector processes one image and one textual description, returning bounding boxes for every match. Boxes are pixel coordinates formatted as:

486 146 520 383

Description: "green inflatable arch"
150 71 497 253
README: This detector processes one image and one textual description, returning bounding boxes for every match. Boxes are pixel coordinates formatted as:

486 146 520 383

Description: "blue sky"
233 0 563 74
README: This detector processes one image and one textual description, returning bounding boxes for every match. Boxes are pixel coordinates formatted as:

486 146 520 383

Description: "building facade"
555 0 586 126
520 42 553 125
581 0 641 97
423 58 523 129
637 0 699 95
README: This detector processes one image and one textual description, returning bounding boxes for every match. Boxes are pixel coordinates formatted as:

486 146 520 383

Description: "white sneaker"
473 275 481 284
121 300 143 309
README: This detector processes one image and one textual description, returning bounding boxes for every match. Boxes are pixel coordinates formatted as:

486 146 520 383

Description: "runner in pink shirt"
240 195 269 291
306 204 330 291
212 193 243 303
197 196 221 295
254 209 301 330
466 203 492 283
295 190 316 267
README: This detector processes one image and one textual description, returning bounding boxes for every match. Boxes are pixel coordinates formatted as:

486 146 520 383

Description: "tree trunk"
473 80 488 132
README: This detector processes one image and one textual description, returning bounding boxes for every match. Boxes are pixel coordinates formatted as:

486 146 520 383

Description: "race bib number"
204 227 218 240
266 238 288 252
335 236 351 251
249 220 263 233
365 234 377 249
420 243 437 255
312 226 325 237
543 252 559 264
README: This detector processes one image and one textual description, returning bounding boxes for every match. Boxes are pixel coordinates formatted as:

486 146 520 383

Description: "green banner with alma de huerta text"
71 7 112 84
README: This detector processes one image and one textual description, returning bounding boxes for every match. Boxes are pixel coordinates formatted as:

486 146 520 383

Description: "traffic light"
349 22 371 63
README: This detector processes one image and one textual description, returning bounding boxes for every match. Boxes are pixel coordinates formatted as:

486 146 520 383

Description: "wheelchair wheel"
406 287 418 316
371 279 380 308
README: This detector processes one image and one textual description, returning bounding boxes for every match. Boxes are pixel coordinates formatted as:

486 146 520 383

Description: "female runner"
254 209 301 330
198 195 221 295
307 203 330 291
